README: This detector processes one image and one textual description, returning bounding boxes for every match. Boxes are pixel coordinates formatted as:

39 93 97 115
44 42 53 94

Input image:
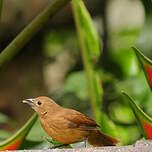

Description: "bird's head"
22 96 60 117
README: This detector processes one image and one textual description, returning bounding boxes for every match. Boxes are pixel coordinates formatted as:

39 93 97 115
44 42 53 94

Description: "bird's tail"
88 130 118 147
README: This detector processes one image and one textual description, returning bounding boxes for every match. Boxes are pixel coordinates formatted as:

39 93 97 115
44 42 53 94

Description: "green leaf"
132 46 152 90
71 0 102 124
19 139 42 150
71 1 100 60
0 113 37 150
99 113 118 138
112 49 139 77
122 91 152 139
71 0 117 138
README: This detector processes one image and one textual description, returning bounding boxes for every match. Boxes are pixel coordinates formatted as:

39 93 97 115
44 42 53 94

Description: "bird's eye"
37 101 42 106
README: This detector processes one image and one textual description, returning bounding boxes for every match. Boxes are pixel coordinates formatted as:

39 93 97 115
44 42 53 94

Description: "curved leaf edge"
122 91 152 139
0 113 38 149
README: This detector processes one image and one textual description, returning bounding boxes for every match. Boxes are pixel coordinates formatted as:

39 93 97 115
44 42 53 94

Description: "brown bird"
23 96 118 147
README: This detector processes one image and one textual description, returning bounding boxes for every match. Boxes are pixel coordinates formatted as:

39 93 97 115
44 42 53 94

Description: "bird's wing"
60 108 99 130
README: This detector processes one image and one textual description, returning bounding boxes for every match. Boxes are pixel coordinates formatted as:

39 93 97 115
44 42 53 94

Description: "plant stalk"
0 0 71 67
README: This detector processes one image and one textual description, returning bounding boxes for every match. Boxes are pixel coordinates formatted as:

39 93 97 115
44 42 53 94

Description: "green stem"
71 0 102 123
0 0 71 67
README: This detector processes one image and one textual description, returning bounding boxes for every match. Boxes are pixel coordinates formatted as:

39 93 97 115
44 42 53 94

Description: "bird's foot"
84 140 87 148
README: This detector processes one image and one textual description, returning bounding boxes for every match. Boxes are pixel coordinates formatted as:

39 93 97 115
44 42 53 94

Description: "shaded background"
0 0 152 146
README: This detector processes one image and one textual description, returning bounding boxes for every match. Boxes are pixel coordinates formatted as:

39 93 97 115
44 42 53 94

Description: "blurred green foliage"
0 0 152 149
63 71 88 101
110 29 140 77
0 113 11 140
43 29 78 59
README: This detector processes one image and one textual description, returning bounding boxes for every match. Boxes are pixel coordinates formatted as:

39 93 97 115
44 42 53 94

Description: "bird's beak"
22 98 34 107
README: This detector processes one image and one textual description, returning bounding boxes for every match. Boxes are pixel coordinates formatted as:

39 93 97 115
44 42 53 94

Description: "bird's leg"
84 140 87 148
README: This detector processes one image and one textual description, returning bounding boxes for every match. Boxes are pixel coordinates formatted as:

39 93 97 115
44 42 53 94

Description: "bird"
22 96 118 147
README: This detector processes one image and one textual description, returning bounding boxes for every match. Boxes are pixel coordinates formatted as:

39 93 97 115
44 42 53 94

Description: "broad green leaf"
122 91 152 139
99 113 118 138
0 114 37 150
71 1 100 60
132 46 152 90
19 139 42 150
